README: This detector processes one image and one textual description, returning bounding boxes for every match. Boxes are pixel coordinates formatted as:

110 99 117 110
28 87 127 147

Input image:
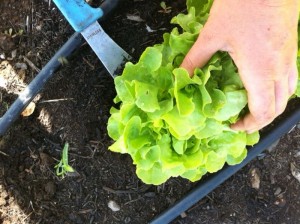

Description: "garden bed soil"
0 1 300 223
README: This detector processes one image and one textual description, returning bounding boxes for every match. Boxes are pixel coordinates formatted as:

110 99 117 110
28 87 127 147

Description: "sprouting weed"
4 28 24 37
159 1 172 14
54 142 75 178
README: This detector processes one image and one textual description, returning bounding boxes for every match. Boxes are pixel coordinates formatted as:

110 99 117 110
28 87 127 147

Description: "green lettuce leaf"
107 0 299 185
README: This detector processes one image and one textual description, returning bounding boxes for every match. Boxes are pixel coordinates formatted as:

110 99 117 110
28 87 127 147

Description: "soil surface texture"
0 1 300 223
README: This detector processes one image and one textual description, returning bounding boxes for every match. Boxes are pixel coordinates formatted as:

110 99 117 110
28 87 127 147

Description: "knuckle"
181 55 196 76
263 55 281 71
182 55 195 69
253 110 276 125
198 26 218 45
199 30 214 43
184 55 195 68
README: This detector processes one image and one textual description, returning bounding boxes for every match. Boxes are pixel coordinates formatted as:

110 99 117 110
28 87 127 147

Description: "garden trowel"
53 0 131 78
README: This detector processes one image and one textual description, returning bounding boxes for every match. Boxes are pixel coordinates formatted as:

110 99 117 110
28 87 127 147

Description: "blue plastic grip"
53 0 103 32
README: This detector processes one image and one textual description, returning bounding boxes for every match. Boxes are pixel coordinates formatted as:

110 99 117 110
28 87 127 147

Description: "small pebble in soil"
108 200 120 212
180 212 187 218
274 197 287 207
250 168 261 190
144 192 156 198
270 173 276 184
124 217 131 223
290 163 300 183
274 187 282 196
294 150 300 158
14 62 27 70
11 49 17 59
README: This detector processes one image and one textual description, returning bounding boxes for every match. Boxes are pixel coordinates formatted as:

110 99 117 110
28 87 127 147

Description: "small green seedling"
54 143 75 177
159 1 172 13
4 28 13 36
4 28 24 37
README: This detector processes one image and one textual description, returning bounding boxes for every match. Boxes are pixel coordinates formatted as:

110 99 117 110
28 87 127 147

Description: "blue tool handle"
53 0 103 32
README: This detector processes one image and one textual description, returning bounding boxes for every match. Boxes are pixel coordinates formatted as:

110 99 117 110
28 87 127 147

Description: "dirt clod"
0 34 15 52
44 181 56 197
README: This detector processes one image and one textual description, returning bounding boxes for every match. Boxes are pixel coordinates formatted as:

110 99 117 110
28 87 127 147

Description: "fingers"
231 67 295 133
231 78 276 133
180 27 221 76
288 62 298 95
274 74 289 115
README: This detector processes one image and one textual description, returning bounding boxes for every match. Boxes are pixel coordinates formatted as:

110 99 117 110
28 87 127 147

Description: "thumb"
181 29 221 76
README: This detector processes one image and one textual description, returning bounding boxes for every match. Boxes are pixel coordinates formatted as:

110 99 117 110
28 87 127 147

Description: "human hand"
181 0 299 133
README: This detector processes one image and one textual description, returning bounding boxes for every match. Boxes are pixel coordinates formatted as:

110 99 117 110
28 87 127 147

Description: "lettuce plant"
107 0 300 185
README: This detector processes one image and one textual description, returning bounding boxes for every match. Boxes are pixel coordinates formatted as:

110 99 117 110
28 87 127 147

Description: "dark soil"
0 1 300 223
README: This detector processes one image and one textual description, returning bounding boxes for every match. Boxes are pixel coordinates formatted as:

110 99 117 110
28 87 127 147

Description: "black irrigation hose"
150 106 300 224
0 32 84 136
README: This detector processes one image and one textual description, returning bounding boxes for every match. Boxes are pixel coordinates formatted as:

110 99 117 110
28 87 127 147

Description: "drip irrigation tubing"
150 105 300 224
